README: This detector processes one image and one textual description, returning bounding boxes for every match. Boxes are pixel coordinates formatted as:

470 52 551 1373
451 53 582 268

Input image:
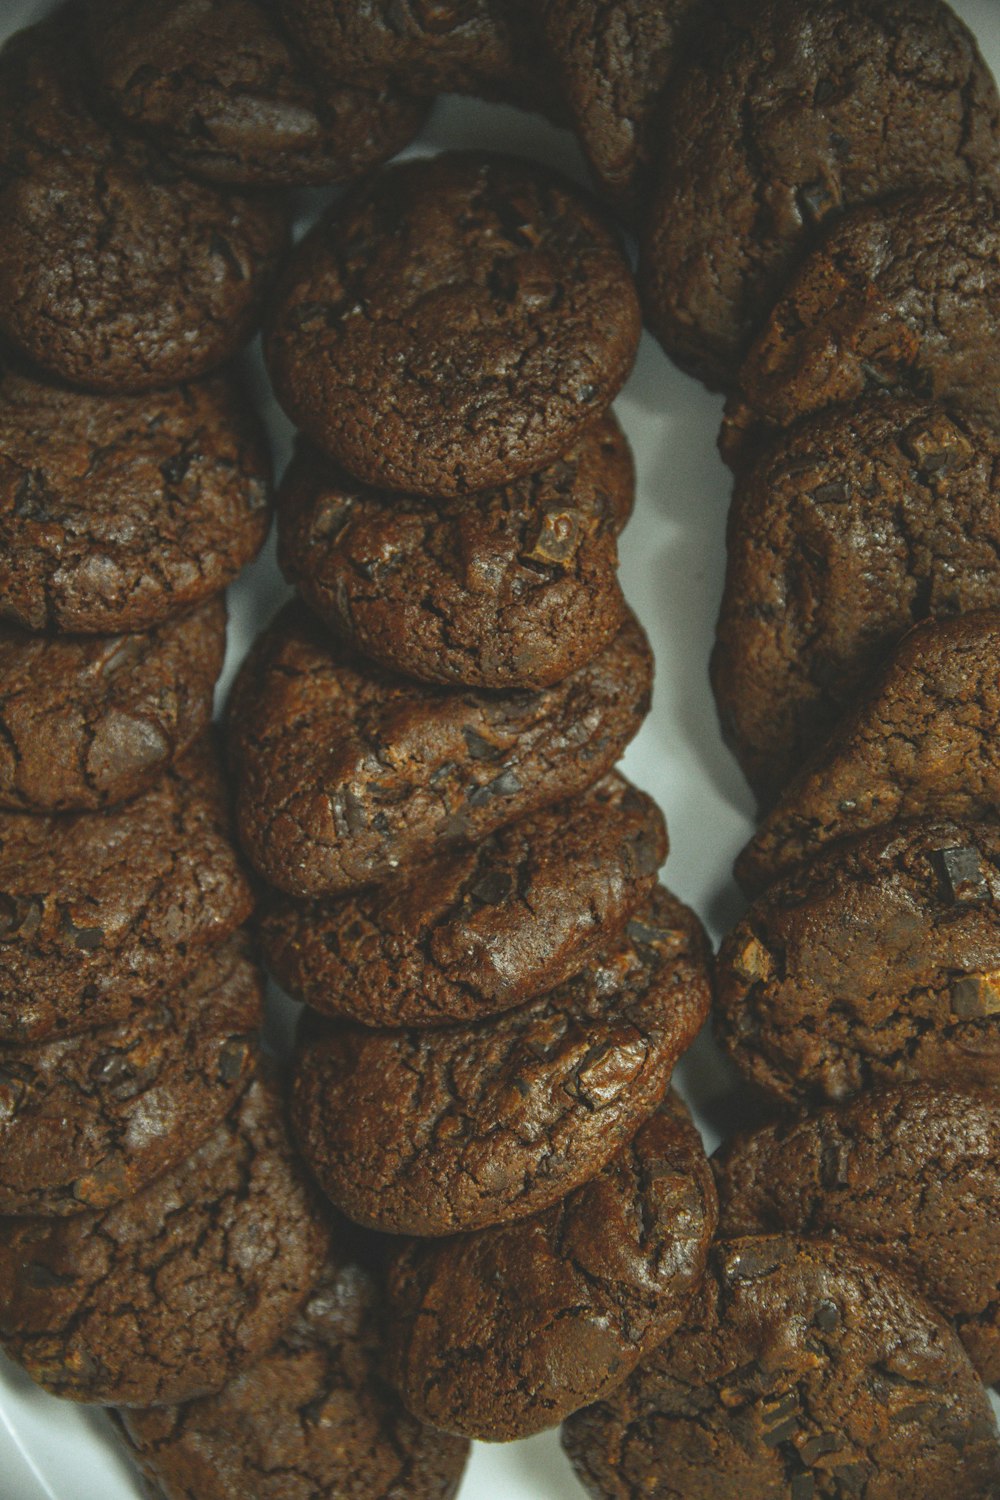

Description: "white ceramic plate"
1 2 998 1495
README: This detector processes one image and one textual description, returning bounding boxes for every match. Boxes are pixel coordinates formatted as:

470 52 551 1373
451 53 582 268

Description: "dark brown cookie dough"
717 818 1000 1105
0 1073 330 1407
712 400 1000 807
714 1085 1000 1385
541 0 705 221
291 885 711 1237
115 1251 470 1500
640 0 1000 388
0 599 226 813
276 414 633 689
387 1092 717 1441
0 935 262 1218
261 773 666 1028
0 8 288 392
562 1236 1000 1500
736 186 1000 443
0 366 271 635
229 600 653 899
264 152 641 498
86 0 427 187
736 611 1000 896
0 734 254 1043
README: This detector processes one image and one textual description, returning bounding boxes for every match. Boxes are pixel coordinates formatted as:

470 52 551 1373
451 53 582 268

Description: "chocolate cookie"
0 8 288 392
86 0 427 187
712 400 1000 806
562 1236 1000 1500
541 0 704 220
0 735 254 1042
640 0 1000 388
0 935 262 1217
116 1249 469 1500
736 611 1000 896
717 818 1000 1105
714 1085 1000 1384
264 152 641 498
229 600 653 899
291 885 711 1237
276 414 633 689
735 186 1000 442
387 1092 716 1441
262 773 666 1028
0 599 226 813
0 367 271 635
0 1073 330 1407
278 0 522 96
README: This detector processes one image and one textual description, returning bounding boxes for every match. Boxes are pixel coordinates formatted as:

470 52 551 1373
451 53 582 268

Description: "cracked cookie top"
290 885 711 1236
562 1235 1000 1500
386 1091 716 1441
264 151 640 498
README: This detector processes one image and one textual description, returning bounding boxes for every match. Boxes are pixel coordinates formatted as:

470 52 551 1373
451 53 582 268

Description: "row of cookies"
214 131 729 1450
0 7 468 1494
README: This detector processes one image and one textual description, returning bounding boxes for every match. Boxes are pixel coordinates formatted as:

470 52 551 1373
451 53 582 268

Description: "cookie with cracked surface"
714 1085 1000 1385
264 151 640 498
386 1091 716 1441
0 599 226 813
0 1072 330 1406
736 611 1000 896
640 0 1000 389
561 1235 1000 1500
717 818 1000 1106
712 400 1000 807
540 0 705 221
734 186 1000 449
0 8 288 392
86 0 427 187
291 884 711 1237
114 1251 470 1500
261 773 666 1027
0 734 254 1043
0 366 271 635
276 414 633 689
229 599 652 900
0 935 262 1218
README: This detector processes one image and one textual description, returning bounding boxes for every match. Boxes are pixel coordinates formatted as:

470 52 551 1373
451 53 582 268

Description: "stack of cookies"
211 144 724 1447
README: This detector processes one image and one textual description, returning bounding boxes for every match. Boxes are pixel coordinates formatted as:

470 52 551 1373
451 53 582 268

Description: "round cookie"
562 1235 1000 1500
278 0 522 96
714 1085 1000 1385
0 598 226 812
86 0 427 187
541 0 704 221
114 1251 470 1500
0 1073 331 1407
386 1092 717 1441
640 0 1000 388
735 610 1000 897
264 151 641 498
712 399 1000 807
229 600 653 899
736 185 1000 442
0 366 271 634
276 414 633 689
291 885 711 1237
717 818 1000 1106
0 935 262 1217
0 734 254 1042
0 8 288 392
262 773 666 1027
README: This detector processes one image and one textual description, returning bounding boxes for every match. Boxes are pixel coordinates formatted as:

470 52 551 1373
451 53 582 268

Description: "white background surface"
1 1 998 1496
